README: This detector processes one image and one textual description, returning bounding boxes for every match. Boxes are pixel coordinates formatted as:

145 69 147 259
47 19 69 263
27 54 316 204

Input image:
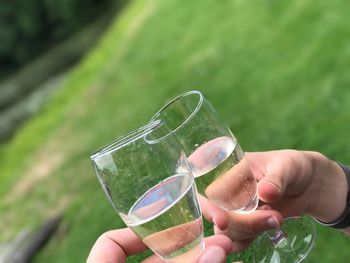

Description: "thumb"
258 173 287 203
197 246 226 263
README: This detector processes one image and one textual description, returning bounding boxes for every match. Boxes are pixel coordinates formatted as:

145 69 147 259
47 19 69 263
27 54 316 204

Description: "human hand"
88 150 349 263
199 195 283 252
248 150 348 223
87 227 233 263
202 150 349 246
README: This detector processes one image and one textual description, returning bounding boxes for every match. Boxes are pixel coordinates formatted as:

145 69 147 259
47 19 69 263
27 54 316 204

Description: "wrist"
305 152 348 223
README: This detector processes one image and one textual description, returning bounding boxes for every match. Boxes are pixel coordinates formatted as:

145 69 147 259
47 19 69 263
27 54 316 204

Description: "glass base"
253 216 315 263
234 194 260 214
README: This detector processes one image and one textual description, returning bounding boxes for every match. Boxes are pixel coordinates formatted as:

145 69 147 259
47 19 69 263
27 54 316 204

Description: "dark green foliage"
0 0 118 73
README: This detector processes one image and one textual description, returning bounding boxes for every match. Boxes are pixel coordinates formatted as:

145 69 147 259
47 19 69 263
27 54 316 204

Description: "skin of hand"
213 150 350 243
87 228 233 263
87 150 350 262
199 195 283 252
86 196 280 262
249 150 348 223
86 154 285 262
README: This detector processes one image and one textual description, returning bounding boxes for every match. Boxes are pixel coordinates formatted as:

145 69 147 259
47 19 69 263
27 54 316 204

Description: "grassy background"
1 0 350 262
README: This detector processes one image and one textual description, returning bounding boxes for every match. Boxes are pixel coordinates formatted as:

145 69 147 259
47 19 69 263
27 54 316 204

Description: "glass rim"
90 120 163 160
150 90 204 133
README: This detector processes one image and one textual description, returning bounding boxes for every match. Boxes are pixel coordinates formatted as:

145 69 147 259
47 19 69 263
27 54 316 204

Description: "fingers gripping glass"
151 91 315 263
90 120 204 262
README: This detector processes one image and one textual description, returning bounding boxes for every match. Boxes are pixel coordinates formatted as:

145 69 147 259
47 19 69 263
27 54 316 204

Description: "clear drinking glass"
151 90 258 213
90 120 204 263
150 91 315 263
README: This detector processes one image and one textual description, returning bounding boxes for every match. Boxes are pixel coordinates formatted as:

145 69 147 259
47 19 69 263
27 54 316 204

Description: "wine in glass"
90 120 204 262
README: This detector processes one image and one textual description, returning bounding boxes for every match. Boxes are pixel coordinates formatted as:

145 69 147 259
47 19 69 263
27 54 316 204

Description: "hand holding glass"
90 120 204 263
151 91 315 263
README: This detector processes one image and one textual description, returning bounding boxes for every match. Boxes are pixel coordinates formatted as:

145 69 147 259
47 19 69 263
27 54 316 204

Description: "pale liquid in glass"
128 174 203 262
188 136 258 212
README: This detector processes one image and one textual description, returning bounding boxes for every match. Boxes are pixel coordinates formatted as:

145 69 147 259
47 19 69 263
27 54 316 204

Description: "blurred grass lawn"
1 0 350 262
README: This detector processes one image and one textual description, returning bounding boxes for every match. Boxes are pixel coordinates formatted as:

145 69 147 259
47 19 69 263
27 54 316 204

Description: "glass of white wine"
90 120 204 263
150 90 315 263
151 90 258 213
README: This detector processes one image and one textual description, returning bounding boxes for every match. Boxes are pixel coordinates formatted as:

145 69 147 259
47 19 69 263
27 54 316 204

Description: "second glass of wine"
90 120 204 263
150 90 315 263
151 90 258 213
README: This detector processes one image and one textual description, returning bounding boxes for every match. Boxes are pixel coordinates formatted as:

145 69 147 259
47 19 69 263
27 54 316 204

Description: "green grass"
1 0 350 262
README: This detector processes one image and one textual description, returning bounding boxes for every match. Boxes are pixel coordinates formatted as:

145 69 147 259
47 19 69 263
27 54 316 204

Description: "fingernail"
213 218 226 231
198 246 226 263
266 216 279 229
